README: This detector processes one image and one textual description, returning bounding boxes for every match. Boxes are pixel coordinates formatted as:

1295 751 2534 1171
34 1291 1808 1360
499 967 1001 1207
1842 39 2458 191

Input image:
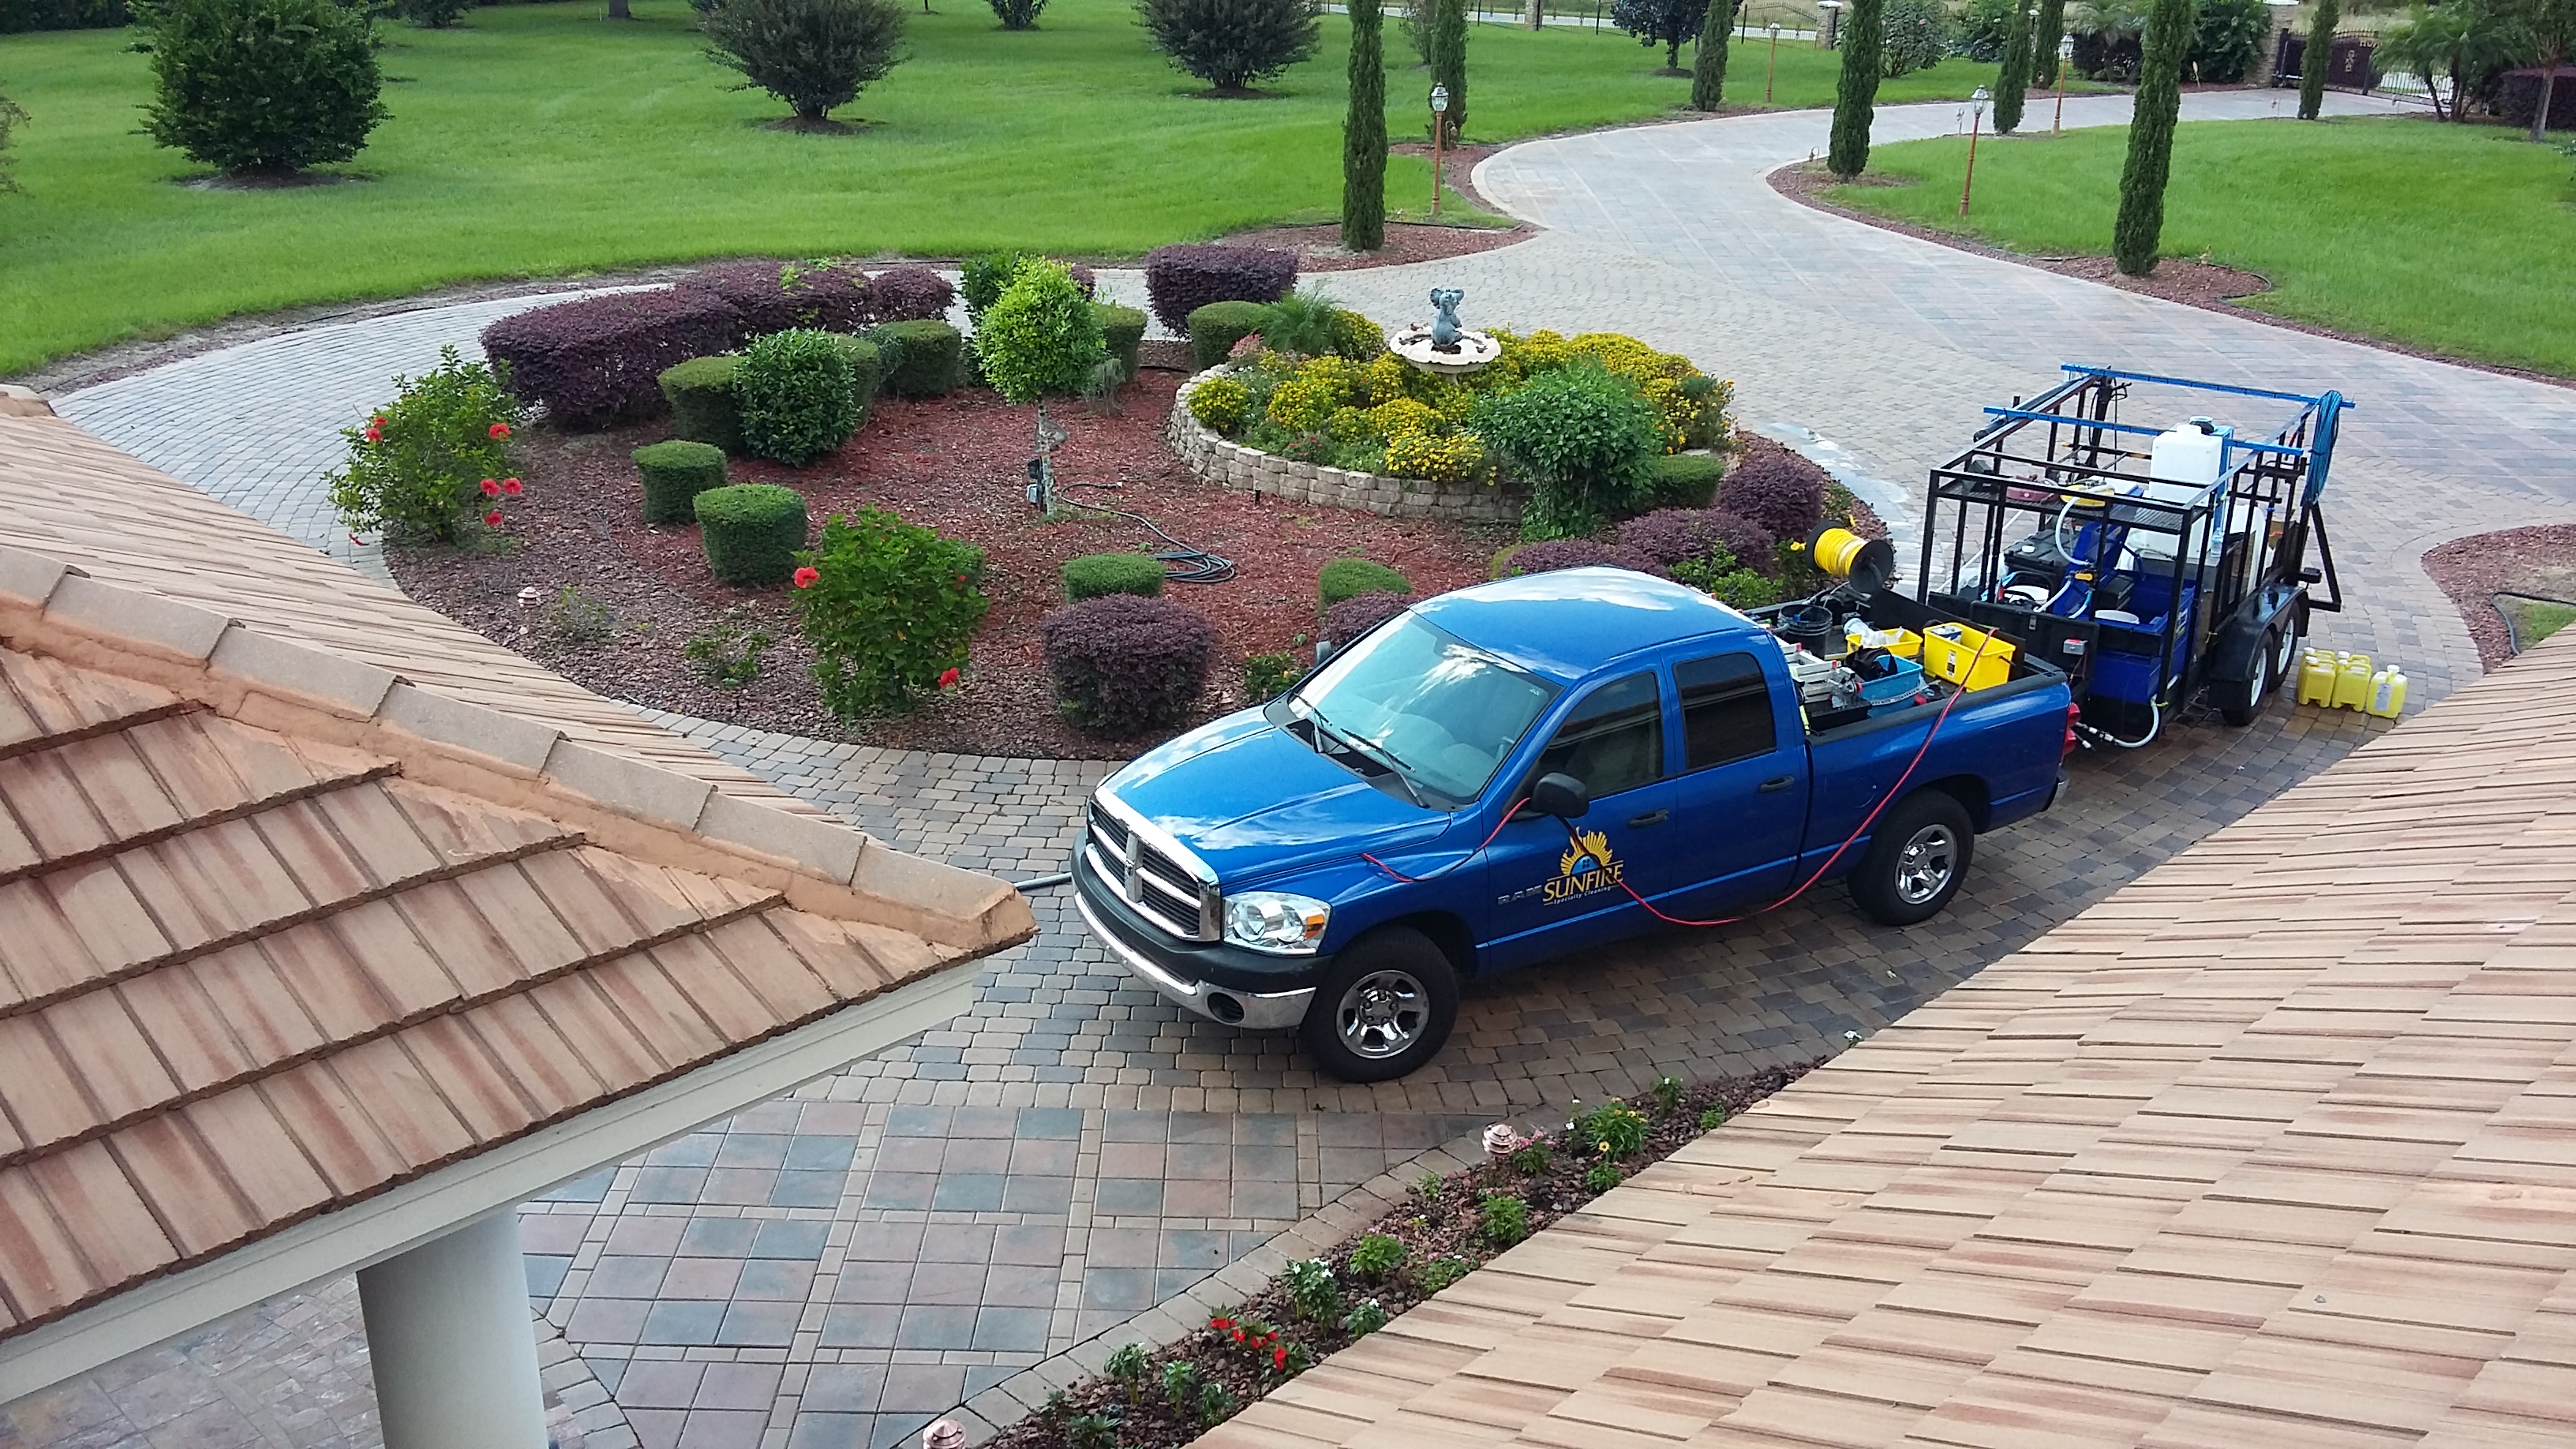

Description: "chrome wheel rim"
1894 824 1958 906
2247 646 2272 713
1335 969 1426 1060
2268 627 2299 695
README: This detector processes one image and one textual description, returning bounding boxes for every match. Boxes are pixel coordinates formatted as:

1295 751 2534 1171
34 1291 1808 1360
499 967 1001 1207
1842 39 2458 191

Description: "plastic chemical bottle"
2368 668 2406 719
2334 653 2374 710
2297 650 2337 706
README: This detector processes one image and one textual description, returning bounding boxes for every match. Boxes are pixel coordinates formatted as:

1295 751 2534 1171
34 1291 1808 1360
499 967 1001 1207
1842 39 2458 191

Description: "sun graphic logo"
1559 829 1612 878
1544 829 1623 904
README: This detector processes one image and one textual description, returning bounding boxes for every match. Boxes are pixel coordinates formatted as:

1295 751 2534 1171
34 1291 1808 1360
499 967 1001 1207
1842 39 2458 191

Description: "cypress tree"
1430 0 1468 139
1690 0 1734 110
2031 0 2066 85
2297 0 2338 119
1825 0 1885 178
2113 0 2192 275
1344 0 1388 251
1993 0 2033 133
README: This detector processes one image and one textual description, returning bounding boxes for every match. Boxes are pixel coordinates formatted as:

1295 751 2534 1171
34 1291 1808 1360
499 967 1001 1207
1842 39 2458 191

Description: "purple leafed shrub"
1043 594 1218 736
1615 509 1779 578
1499 538 1656 577
1715 440 1829 550
680 260 874 342
481 287 742 429
1322 590 1413 647
861 265 957 324
1142 243 1297 334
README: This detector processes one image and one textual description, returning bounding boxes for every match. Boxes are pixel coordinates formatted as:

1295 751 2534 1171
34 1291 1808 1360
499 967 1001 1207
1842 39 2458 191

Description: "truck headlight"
1223 892 1331 955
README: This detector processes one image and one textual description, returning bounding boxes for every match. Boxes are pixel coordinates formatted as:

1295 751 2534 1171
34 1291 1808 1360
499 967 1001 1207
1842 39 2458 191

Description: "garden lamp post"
1429 84 1450 218
1960 85 1990 217
2054 34 2074 133
1765 21 1780 103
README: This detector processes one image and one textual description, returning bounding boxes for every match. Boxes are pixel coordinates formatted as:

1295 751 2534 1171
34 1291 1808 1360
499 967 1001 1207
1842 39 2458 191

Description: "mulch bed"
1214 220 1534 273
2421 524 2576 669
983 1064 1813 1449
388 371 1508 758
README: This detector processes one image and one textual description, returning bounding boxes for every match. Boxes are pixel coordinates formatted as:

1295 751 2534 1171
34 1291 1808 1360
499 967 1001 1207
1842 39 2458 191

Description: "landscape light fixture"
1765 21 1780 104
2054 33 2075 134
1960 86 1990 218
1429 84 1451 219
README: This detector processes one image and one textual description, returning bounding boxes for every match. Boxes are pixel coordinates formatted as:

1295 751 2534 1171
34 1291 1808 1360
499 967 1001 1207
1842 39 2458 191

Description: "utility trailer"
1908 365 2349 748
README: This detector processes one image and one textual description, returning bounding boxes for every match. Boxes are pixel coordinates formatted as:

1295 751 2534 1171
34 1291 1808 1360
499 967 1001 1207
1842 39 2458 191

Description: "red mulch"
1213 220 1534 273
2421 524 2576 670
389 372 1510 758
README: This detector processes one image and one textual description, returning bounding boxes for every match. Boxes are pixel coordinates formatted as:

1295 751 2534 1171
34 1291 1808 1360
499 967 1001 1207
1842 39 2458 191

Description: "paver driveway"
19 88 2574 1449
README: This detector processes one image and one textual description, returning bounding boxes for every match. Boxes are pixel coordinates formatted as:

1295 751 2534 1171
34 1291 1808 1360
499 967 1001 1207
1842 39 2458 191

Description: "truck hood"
1102 710 1456 887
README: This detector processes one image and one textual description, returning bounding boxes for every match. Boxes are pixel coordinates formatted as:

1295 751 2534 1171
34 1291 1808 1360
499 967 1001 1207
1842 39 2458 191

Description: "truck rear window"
1288 616 1557 807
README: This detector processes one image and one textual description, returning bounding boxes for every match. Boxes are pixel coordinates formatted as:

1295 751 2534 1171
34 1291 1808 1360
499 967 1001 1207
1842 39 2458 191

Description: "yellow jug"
2367 668 2407 719
2333 653 2374 710
2296 650 2337 706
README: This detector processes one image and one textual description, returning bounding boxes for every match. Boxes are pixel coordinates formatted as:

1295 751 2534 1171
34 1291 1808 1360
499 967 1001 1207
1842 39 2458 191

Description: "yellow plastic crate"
1921 622 2015 690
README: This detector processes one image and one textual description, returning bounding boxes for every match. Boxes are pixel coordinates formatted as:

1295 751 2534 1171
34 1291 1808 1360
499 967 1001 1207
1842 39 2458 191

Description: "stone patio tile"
734 1259 818 1301
1092 1178 1164 1215
892 1305 978 1352
661 1258 743 1300
674 1407 767 1449
713 1135 790 1170
1000 1176 1074 1215
614 1360 706 1410
915 1223 997 1263
692 1363 783 1411
769 1171 847 1208
639 1301 728 1347
783 1135 859 1172
751 1219 831 1260
990 1224 1065 1265
874 1365 967 1414
713 1301 799 1347
785 1412 869 1449
799 1364 889 1413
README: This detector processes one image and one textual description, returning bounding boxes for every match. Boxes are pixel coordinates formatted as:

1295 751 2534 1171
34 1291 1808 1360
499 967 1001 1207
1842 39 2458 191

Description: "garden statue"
1388 284 1500 378
1429 287 1466 351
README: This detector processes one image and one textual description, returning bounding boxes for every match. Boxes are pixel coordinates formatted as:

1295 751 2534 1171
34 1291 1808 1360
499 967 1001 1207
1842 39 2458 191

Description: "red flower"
1273 1346 1290 1370
479 478 502 496
1230 1328 1246 1345
1209 1316 1235 1331
937 667 960 689
484 510 504 527
362 427 383 443
502 477 524 495
792 567 821 589
369 414 387 428
953 574 967 585
488 421 513 439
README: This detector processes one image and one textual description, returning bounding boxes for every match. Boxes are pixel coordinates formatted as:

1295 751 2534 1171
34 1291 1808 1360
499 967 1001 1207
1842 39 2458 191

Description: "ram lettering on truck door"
1484 670 1674 969
1663 650 1809 917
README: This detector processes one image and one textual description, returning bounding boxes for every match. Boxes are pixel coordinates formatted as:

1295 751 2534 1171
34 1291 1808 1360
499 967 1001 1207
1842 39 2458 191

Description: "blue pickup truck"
1073 567 2072 1080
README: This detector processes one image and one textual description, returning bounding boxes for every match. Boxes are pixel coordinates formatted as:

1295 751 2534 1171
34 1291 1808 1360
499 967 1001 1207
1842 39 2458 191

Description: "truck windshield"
1286 616 1557 808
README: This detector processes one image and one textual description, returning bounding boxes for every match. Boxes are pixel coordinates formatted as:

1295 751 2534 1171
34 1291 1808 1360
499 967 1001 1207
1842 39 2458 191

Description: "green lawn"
0 0 2011 374
1824 116 2576 379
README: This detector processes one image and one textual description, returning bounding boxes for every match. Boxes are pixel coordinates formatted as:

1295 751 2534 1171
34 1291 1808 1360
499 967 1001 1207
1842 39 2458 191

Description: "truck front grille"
1084 799 1218 942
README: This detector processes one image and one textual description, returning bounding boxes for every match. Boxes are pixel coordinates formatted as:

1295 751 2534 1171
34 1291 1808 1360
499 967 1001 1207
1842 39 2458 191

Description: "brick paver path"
19 88 2574 1449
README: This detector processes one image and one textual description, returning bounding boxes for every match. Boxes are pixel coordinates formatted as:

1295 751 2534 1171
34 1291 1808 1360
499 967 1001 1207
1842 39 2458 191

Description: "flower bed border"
1166 365 1530 526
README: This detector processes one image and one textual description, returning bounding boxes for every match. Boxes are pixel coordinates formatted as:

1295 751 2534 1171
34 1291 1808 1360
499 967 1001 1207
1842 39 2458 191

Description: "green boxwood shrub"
795 505 988 717
136 0 387 175
735 328 857 465
827 334 883 420
856 324 907 388
977 262 1106 406
659 355 743 455
695 483 811 586
1319 557 1412 611
1188 301 1272 370
1063 552 1165 601
878 320 964 397
1094 303 1147 384
1472 363 1666 540
1644 453 1725 510
634 440 728 525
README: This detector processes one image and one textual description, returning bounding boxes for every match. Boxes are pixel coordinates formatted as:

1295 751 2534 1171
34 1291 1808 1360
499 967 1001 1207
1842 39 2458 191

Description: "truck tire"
2218 624 2282 726
1300 927 1458 1083
1850 791 1975 927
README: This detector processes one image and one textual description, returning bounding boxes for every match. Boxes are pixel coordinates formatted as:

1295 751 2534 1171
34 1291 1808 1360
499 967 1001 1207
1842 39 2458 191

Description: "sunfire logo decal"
1544 829 1623 904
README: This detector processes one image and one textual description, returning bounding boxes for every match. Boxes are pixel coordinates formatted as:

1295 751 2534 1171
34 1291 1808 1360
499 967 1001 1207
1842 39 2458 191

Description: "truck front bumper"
1072 855 1319 1031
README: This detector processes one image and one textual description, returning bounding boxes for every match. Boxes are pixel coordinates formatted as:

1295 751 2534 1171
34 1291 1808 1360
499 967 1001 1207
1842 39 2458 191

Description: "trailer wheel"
2219 625 2282 726
1851 792 1975 927
1300 927 1458 1083
2267 616 2303 697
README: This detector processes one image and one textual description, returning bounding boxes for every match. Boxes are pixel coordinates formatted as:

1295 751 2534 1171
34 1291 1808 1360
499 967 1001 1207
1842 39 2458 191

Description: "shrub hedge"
1188 301 1274 370
482 287 741 429
796 505 987 718
695 483 811 586
862 265 957 325
682 260 874 341
878 320 964 396
1043 594 1217 737
1496 537 1654 577
830 334 884 416
1 0 127 31
1615 507 1777 577
1063 551 1166 601
1318 557 1411 611
1473 363 1665 540
1715 442 1828 549
735 329 859 466
1095 303 1148 384
1145 244 1297 334
1642 452 1725 509
1322 590 1413 647
634 440 728 525
659 355 742 454
137 0 388 174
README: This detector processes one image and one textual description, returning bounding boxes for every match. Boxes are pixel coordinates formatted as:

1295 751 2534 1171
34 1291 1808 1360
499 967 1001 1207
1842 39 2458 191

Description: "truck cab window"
1677 652 1777 769
1533 671 1664 798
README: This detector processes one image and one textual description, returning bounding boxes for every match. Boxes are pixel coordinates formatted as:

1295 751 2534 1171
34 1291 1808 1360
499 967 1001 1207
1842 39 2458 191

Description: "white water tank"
2149 417 2231 488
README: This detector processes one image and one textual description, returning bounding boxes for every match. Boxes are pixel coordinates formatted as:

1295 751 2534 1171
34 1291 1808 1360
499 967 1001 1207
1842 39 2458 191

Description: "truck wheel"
2218 625 2281 726
1300 927 1458 1083
1850 791 1975 927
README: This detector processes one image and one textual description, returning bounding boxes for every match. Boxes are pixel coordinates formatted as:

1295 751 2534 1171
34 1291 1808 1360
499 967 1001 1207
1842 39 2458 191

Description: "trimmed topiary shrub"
794 504 987 717
1642 453 1726 509
828 334 883 418
701 0 908 125
1063 551 1166 601
734 328 858 465
136 0 386 176
1496 537 1654 577
878 320 964 396
1095 303 1147 383
1616 507 1777 577
1136 0 1322 95
1043 594 1217 736
635 440 728 524
1322 590 1412 647
989 0 1044 28
976 260 1106 406
861 265 956 325
1342 0 1387 251
695 483 811 586
2117 0 2193 272
327 346 525 545
682 259 873 342
483 288 743 429
1827 0 1884 177
1473 363 1666 540
1188 301 1275 369
1147 244 1298 334
659 355 743 454
1716 440 1828 547
1319 557 1412 611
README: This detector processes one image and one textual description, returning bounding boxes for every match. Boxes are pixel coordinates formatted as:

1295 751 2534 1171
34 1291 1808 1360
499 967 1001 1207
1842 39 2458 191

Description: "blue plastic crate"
1858 656 1926 706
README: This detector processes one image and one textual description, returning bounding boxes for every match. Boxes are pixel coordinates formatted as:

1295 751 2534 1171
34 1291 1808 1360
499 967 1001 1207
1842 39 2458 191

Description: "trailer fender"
2203 593 2284 685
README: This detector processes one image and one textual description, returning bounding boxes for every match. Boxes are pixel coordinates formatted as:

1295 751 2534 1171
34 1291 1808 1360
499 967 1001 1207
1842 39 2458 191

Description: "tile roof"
0 537 1033 1346
1206 635 2576 1449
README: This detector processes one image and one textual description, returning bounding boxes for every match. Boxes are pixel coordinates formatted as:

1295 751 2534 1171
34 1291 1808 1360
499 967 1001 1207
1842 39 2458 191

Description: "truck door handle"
1758 776 1795 793
1626 809 1668 828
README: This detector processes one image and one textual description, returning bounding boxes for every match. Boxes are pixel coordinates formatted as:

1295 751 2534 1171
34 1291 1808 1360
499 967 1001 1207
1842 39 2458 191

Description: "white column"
356 1211 549 1449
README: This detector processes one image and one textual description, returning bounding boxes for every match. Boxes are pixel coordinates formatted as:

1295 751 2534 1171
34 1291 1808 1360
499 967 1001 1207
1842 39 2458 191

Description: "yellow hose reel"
1808 526 1897 595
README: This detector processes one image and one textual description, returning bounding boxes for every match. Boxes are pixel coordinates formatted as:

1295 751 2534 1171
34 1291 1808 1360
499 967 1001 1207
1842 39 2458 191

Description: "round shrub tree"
976 260 1106 507
634 440 728 525
989 0 1045 26
795 505 988 717
327 346 524 545
1472 363 1668 540
1136 0 1323 94
1879 0 1949 77
735 328 859 465
702 0 907 127
1043 594 1217 736
136 0 387 177
1611 0 1711 73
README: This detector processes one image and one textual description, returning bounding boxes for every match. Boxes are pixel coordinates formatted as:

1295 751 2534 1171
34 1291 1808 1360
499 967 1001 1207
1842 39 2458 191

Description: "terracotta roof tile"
110 1113 261 1259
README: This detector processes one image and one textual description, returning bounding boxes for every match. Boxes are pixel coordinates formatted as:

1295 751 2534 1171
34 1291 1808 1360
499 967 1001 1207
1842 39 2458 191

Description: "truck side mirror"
1530 773 1590 819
